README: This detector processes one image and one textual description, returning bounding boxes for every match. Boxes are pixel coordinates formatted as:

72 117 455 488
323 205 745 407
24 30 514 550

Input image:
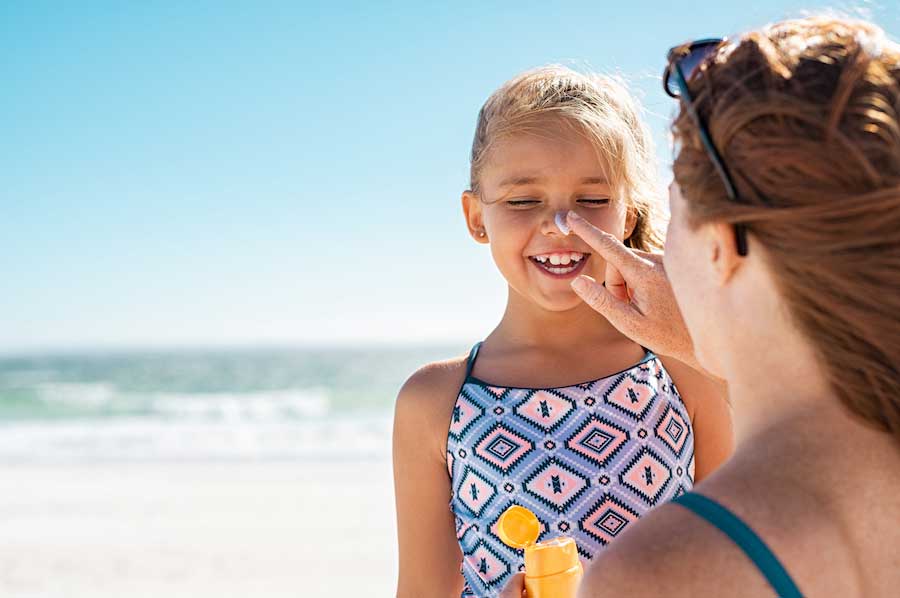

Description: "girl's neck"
488 286 630 354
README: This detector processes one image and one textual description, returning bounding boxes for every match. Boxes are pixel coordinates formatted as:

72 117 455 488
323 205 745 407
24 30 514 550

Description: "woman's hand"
498 572 526 598
565 211 704 374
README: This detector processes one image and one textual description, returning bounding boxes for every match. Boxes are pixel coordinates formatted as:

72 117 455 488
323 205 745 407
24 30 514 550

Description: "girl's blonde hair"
469 66 665 251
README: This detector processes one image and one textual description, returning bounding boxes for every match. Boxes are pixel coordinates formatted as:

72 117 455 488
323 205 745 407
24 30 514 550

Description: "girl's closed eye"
505 198 608 208
576 198 611 207
506 198 542 208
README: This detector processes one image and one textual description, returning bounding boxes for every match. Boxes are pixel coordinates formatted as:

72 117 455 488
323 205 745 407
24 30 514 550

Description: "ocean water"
0 345 466 463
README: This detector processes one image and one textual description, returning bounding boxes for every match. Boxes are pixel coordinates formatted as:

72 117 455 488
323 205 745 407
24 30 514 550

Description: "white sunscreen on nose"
555 211 571 235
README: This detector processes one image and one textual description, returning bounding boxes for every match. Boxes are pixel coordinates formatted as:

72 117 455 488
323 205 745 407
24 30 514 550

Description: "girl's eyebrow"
498 176 541 187
498 175 608 187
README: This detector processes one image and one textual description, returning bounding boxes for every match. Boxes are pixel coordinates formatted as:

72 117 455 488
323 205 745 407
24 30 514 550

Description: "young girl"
393 66 733 598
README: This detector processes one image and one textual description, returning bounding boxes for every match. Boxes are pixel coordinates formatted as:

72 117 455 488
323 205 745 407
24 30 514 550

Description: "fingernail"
566 210 584 226
570 275 589 293
554 211 571 235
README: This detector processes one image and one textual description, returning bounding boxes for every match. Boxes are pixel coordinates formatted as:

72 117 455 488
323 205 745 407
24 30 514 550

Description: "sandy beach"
0 458 397 598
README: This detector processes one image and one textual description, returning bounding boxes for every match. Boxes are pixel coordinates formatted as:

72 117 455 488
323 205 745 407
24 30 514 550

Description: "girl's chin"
533 292 585 312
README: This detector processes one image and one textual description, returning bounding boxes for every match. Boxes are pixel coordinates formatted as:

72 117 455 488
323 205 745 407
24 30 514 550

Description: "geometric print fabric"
448 350 695 597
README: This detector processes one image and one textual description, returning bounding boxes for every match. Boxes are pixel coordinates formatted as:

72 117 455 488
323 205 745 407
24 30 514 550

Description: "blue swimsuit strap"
672 492 803 598
465 342 483 379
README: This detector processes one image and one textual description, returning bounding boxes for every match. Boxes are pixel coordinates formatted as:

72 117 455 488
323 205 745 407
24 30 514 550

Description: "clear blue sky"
2 1 897 353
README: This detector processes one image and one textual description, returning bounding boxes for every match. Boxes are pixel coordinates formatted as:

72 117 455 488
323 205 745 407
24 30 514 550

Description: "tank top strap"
672 492 803 598
465 342 484 379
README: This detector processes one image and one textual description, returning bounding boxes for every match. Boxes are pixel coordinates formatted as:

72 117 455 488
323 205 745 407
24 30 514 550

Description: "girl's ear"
624 206 638 245
462 190 489 244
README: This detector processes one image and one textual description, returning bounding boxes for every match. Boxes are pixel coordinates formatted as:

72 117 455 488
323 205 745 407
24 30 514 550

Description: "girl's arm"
661 357 735 482
393 363 466 598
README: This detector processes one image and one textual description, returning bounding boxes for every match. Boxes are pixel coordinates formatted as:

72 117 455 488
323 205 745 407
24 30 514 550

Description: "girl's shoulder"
394 352 472 446
656 355 726 420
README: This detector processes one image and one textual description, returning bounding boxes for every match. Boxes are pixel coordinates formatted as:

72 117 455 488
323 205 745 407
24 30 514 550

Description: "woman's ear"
708 221 742 284
462 190 489 244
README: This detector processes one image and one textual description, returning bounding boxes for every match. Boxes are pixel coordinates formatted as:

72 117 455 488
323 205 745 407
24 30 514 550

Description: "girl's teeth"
531 253 586 269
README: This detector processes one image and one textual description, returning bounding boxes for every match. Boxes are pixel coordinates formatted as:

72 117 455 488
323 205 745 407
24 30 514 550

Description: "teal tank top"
672 492 803 597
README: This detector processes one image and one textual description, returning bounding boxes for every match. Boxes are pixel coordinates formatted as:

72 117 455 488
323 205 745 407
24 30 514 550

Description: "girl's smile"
528 251 591 278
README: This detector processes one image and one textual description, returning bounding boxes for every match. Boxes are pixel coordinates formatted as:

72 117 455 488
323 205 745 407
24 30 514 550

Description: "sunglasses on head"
664 38 749 256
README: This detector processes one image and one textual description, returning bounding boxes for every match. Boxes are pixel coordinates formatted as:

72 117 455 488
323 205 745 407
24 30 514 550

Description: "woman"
502 16 900 597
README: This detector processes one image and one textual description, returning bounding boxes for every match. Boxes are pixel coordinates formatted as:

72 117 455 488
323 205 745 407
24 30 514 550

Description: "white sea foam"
0 413 392 463
149 388 331 421
0 346 453 463
36 382 117 406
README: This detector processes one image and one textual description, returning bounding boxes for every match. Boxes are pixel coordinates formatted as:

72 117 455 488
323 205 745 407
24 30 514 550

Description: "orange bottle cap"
497 505 541 549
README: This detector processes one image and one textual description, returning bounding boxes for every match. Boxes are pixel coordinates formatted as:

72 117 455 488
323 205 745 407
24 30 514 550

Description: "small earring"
478 231 486 238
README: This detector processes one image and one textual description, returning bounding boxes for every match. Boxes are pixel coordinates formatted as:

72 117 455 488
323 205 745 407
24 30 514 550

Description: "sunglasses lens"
667 41 721 96
680 45 715 80
664 69 681 96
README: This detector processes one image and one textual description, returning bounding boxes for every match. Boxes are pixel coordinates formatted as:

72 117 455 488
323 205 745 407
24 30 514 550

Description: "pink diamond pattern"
523 458 590 512
474 424 534 474
579 494 641 545
566 415 630 466
457 466 497 517
464 540 511 588
620 447 673 506
486 386 508 399
655 403 689 457
449 391 484 440
602 374 657 421
513 390 576 432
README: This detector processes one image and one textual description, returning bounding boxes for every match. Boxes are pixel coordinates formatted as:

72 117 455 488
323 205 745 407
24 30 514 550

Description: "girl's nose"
541 209 570 236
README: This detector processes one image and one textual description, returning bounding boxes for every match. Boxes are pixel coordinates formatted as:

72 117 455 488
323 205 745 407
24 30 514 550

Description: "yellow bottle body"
523 538 583 598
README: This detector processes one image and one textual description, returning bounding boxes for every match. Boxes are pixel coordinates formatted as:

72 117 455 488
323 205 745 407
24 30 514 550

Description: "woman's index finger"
566 211 645 276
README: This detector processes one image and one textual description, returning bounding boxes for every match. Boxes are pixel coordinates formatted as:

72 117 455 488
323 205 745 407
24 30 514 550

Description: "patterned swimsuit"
447 342 695 597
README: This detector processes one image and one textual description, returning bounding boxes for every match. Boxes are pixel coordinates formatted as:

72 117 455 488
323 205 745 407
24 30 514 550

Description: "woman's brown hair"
671 17 900 439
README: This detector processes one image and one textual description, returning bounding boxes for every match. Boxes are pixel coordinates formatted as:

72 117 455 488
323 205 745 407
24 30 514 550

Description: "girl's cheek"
585 211 623 236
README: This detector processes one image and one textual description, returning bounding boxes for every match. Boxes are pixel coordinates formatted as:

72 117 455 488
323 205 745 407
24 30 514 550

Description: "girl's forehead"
481 131 610 187
491 125 594 157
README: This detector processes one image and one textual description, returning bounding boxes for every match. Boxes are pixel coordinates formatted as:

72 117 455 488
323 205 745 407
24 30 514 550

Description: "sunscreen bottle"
497 505 583 598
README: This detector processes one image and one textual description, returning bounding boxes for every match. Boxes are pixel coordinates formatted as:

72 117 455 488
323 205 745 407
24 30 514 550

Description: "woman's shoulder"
580 491 772 597
581 465 861 598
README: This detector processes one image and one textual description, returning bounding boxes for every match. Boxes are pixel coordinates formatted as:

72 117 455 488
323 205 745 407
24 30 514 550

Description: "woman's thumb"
499 572 527 597
571 275 639 332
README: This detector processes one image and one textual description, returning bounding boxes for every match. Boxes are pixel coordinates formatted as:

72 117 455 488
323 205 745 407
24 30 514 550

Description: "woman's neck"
723 334 829 444
723 380 899 503
719 319 888 461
